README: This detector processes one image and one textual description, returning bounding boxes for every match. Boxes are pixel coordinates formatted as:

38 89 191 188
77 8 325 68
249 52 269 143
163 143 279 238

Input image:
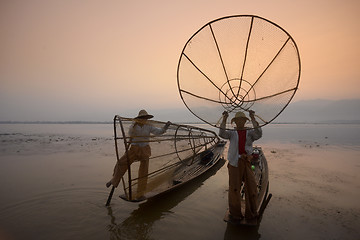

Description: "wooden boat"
106 115 226 205
223 146 272 226
125 140 226 202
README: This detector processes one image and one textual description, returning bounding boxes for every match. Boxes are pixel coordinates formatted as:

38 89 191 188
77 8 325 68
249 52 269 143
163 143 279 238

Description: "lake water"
0 123 359 240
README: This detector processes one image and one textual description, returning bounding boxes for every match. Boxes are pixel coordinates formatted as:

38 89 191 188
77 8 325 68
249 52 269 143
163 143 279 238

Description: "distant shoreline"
0 121 113 124
1 121 359 125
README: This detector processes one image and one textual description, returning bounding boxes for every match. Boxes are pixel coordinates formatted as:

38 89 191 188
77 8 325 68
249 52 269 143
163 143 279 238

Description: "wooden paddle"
106 186 115 206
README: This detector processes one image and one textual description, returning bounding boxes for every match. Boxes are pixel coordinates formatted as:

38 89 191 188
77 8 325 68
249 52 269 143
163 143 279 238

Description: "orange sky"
0 0 359 121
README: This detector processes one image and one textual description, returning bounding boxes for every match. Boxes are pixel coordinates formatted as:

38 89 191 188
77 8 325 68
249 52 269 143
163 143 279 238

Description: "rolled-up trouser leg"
137 158 149 197
110 146 137 187
228 163 243 218
135 145 151 198
244 159 258 219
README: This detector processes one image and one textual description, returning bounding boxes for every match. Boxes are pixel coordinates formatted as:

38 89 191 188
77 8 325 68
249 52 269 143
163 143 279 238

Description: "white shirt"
128 122 167 147
219 121 262 167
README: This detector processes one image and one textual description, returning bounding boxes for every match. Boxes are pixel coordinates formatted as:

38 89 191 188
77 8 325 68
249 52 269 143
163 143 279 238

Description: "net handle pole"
106 116 133 205
117 115 133 201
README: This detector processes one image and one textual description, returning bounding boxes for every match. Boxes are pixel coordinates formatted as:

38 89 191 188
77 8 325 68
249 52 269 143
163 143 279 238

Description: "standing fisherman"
219 110 262 222
106 109 171 200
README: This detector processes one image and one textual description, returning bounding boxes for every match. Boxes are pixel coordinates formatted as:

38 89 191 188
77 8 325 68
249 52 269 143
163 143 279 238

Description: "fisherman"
219 110 262 222
106 109 171 199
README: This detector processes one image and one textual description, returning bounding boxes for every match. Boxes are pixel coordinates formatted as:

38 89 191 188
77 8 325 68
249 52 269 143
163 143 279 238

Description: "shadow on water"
224 223 261 240
106 158 226 240
223 190 272 239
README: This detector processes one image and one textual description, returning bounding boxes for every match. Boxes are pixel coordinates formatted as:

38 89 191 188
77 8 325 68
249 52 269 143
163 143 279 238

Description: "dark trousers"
228 156 258 219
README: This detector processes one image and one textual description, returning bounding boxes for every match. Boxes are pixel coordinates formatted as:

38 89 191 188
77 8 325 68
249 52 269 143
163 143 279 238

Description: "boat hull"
120 141 226 202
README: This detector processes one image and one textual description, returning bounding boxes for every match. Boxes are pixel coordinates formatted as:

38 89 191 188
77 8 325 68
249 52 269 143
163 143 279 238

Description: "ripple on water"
0 187 113 240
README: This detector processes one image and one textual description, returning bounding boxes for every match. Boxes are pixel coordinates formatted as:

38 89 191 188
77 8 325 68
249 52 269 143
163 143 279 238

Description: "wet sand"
0 124 359 240
259 143 360 240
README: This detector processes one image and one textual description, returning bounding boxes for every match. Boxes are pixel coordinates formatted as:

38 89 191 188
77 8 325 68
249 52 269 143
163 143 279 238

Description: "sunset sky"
0 0 359 121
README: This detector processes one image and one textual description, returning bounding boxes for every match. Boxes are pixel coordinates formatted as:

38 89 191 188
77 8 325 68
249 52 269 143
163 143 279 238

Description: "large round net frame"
177 15 301 130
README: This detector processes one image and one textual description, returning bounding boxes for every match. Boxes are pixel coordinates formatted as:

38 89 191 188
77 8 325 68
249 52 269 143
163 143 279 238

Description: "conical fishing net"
113 116 219 201
177 15 301 129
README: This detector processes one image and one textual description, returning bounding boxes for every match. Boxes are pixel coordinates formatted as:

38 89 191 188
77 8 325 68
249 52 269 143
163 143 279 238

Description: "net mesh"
177 15 300 129
113 116 219 201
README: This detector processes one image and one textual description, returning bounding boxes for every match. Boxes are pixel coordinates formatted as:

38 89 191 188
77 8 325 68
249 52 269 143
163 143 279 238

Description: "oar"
259 193 272 216
105 186 115 206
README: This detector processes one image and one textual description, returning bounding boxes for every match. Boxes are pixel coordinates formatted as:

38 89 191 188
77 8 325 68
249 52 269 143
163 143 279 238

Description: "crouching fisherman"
219 110 262 222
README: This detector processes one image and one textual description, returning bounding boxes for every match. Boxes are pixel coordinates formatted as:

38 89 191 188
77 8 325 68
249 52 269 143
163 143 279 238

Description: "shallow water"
0 123 359 240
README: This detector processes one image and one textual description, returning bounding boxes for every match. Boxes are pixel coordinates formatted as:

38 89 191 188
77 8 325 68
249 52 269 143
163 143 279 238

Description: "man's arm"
249 110 262 140
219 111 231 139
150 121 171 135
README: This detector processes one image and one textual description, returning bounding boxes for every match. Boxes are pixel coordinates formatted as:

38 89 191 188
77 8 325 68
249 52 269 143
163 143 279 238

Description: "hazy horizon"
1 98 359 124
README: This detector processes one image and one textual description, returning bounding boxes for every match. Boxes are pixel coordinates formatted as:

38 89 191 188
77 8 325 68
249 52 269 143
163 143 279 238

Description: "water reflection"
223 201 270 240
224 223 261 239
107 158 226 240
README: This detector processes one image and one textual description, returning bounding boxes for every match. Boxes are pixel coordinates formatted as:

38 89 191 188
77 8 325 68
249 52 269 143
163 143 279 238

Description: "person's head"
231 111 249 129
134 109 153 125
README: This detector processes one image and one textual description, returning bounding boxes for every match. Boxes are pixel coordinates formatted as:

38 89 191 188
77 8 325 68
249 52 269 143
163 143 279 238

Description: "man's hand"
249 110 255 120
222 111 229 119
164 121 171 130
249 110 259 127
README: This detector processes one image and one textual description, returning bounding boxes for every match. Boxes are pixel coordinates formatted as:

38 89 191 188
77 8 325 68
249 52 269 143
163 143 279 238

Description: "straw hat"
231 111 249 123
135 109 154 119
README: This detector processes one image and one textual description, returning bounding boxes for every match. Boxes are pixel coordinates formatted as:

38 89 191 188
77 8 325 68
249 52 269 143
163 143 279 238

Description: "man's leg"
244 159 258 219
228 163 243 218
108 146 137 188
137 158 149 198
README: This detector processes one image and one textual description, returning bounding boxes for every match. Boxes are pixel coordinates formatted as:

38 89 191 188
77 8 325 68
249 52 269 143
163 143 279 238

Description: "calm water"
0 123 359 240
